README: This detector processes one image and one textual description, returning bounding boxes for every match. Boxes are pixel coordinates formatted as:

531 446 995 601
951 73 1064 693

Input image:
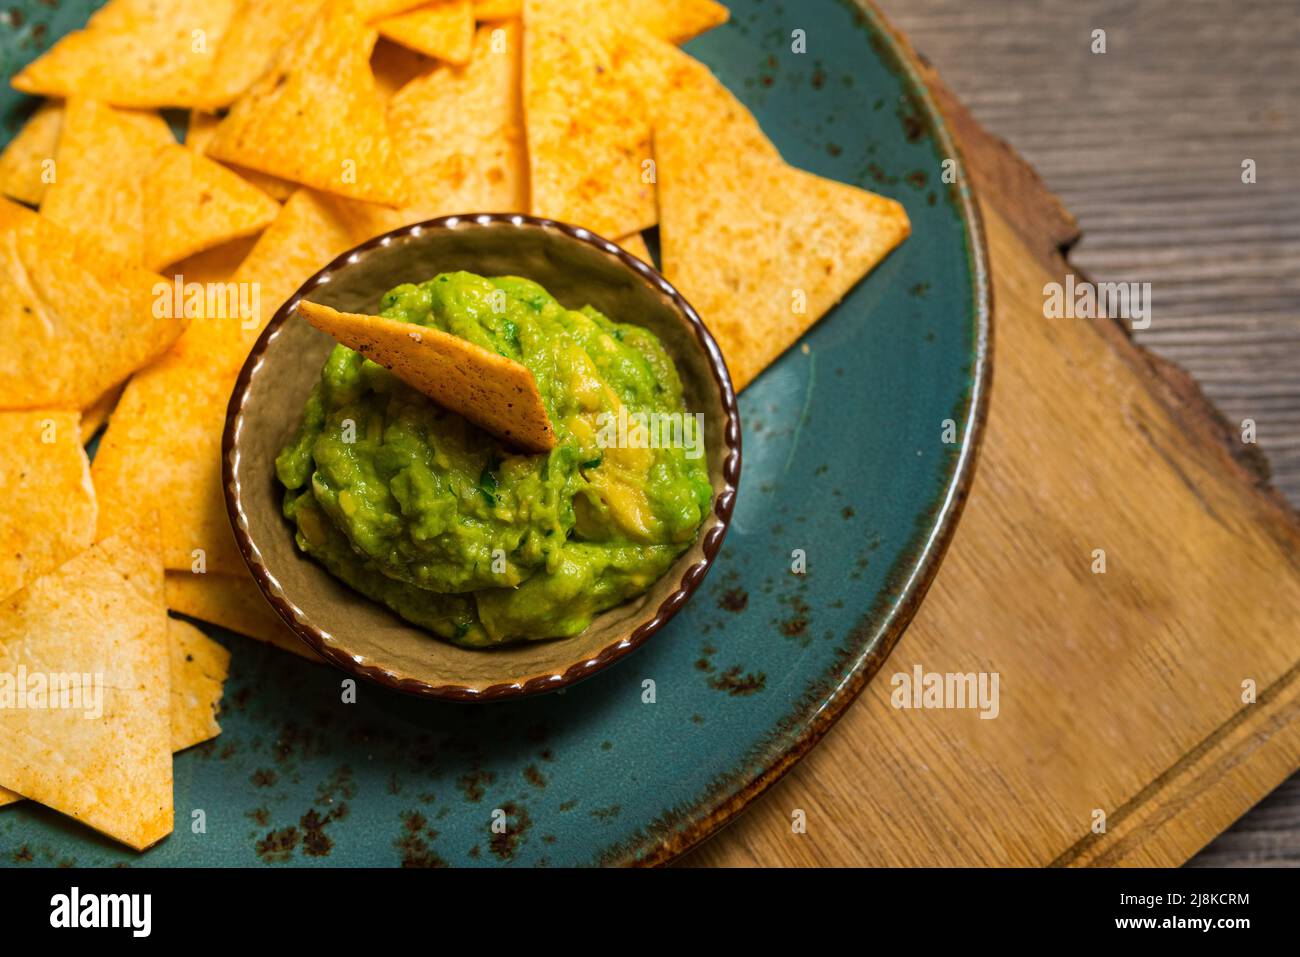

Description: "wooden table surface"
874 0 1299 867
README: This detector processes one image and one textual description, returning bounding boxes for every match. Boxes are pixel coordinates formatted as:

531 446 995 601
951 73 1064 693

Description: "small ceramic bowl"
223 214 741 701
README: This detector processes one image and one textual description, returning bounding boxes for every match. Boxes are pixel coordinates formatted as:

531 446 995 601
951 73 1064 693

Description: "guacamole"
275 272 713 647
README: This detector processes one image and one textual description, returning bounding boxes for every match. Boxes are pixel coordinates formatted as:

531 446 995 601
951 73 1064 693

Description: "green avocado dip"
274 272 713 647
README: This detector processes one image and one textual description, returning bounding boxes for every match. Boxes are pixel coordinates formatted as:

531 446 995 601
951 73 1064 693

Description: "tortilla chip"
0 412 96 601
201 0 326 108
0 616 226 809
0 197 185 410
474 0 520 19
378 0 475 65
41 99 174 263
206 1 410 207
523 0 667 237
166 571 319 662
299 300 557 452
619 231 653 266
11 0 235 108
625 0 728 44
186 112 295 201
0 533 172 850
0 101 61 207
167 618 229 752
80 384 125 444
655 56 911 390
91 349 245 576
338 22 527 242
143 143 280 271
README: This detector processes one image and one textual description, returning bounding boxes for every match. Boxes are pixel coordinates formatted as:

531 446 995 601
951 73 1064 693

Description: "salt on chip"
299 300 557 453
378 0 475 65
167 618 229 752
0 101 61 207
0 411 95 601
201 0 326 108
166 571 320 662
0 198 185 410
0 533 172 851
337 22 527 243
41 99 174 264
523 0 667 238
11 0 236 109
143 143 280 271
186 112 295 201
206 0 410 207
655 54 911 390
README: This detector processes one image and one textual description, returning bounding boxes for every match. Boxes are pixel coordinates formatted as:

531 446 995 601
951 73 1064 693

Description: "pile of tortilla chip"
0 0 910 847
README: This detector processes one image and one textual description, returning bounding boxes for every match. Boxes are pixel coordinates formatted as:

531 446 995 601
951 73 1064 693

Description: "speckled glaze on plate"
0 0 990 867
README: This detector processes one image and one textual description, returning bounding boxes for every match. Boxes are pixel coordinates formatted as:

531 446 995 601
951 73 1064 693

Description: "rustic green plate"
0 0 989 867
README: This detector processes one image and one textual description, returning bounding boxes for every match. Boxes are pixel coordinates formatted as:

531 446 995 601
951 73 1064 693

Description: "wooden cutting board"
686 12 1300 867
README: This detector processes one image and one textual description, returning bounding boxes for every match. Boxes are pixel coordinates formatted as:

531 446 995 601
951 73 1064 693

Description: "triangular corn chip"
11 0 236 108
378 0 475 64
92 190 355 576
166 571 320 662
143 143 280 271
0 616 227 808
186 111 295 201
41 99 174 263
91 348 246 576
0 101 61 207
655 56 911 390
0 197 184 410
523 0 668 237
201 0 326 108
206 1 410 206
0 411 95 600
0 533 172 851
474 0 520 19
167 618 229 752
336 22 527 242
299 300 557 452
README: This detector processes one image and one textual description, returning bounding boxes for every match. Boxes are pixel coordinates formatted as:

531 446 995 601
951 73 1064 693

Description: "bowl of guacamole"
224 215 741 700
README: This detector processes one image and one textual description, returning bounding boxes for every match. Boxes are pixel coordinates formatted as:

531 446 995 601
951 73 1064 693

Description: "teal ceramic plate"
0 0 989 866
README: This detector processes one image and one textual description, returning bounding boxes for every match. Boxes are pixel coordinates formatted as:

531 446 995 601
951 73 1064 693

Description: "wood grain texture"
685 0 1300 868
879 0 1300 870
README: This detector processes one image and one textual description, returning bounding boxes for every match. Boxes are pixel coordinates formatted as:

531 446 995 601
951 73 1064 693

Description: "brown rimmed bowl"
222 214 741 702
